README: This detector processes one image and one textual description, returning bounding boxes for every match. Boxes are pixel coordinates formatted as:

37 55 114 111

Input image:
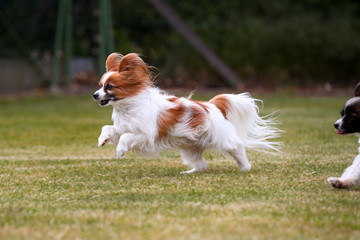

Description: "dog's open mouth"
100 99 110 106
337 130 345 135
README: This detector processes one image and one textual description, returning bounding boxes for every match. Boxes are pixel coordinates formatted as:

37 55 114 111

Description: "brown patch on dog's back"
167 96 179 103
209 94 230 119
157 102 185 138
189 99 209 113
188 105 207 131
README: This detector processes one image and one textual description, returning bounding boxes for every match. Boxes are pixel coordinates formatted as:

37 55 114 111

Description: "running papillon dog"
93 53 281 174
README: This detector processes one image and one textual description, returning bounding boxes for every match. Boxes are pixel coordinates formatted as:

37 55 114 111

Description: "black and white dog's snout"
334 119 345 135
334 120 341 130
93 93 99 100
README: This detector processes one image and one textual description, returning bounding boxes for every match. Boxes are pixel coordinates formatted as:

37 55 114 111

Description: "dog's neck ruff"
110 87 165 118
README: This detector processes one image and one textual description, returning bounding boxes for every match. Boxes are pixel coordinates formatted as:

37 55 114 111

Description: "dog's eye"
106 84 114 90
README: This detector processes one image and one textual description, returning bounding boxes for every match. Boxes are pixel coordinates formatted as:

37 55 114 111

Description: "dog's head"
93 53 153 106
334 82 360 135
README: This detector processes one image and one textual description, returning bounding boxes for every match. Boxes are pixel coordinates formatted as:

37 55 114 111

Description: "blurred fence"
0 59 44 95
0 57 97 95
1 0 360 95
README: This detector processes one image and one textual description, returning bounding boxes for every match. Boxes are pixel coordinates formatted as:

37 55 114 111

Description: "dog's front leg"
98 125 120 147
328 155 360 189
116 133 145 159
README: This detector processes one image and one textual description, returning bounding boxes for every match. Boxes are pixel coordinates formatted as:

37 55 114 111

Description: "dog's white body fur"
327 137 360 188
94 53 280 174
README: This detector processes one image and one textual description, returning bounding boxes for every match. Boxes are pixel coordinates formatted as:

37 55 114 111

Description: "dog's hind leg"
180 148 208 174
227 144 251 171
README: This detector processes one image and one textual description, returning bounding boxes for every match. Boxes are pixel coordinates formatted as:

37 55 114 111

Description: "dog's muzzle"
334 119 345 134
93 92 117 106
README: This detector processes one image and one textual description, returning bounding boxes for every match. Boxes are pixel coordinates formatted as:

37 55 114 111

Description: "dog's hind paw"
239 163 251 172
180 168 206 174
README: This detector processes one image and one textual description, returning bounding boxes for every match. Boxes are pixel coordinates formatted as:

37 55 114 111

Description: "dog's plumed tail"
210 93 282 152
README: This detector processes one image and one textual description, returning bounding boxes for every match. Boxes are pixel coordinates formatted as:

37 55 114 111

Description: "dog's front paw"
116 149 125 159
327 177 347 189
327 177 340 187
98 135 109 147
327 177 350 189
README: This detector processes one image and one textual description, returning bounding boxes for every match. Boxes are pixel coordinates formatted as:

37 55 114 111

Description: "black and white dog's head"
334 83 360 135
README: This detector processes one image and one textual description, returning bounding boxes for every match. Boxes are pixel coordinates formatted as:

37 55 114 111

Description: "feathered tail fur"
211 93 282 152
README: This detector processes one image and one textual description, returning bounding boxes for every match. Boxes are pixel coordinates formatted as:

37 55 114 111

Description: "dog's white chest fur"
111 90 161 137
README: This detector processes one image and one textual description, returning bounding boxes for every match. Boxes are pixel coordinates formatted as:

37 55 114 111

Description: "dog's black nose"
334 122 340 129
93 93 99 100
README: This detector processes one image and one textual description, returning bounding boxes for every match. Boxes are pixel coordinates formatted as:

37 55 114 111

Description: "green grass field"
0 93 359 240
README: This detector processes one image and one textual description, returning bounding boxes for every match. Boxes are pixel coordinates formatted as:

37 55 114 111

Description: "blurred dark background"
1 0 360 95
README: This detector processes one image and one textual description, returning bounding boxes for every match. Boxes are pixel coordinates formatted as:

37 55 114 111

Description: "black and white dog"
328 83 360 189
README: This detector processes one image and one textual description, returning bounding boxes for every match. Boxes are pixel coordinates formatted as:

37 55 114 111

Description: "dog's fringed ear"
106 53 124 72
355 82 360 97
118 53 147 73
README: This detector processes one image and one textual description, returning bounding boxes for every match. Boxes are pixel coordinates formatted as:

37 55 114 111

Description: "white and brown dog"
328 83 360 188
93 53 281 174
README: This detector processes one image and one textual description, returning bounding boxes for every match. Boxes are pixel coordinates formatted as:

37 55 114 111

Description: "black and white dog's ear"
355 82 360 97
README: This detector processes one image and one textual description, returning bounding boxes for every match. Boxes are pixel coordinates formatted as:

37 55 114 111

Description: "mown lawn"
0 93 359 240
